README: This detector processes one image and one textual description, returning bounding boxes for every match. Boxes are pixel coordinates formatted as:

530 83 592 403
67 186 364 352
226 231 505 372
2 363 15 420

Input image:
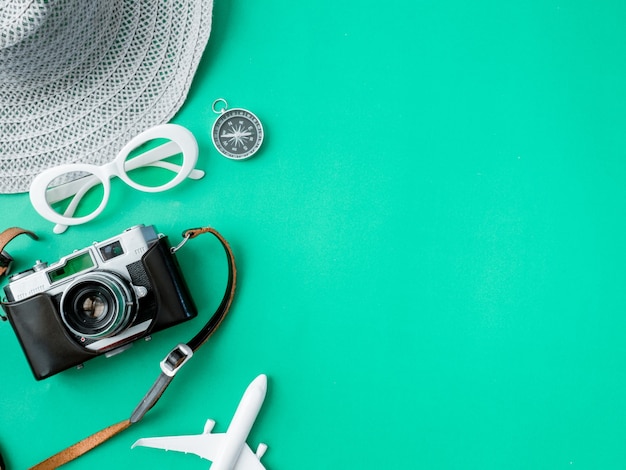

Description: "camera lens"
61 272 136 339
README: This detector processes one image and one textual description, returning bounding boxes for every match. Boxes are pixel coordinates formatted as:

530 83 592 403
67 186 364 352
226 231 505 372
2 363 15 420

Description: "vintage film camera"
1 225 197 380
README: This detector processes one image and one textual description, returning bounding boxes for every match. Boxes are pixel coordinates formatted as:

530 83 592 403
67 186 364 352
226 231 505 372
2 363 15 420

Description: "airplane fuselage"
210 374 267 470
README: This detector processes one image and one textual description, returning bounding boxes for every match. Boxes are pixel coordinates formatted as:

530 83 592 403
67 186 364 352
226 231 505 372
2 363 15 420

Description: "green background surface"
2 0 626 468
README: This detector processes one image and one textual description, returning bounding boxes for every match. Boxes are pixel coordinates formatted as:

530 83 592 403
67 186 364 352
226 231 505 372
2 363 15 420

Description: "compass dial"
211 108 264 160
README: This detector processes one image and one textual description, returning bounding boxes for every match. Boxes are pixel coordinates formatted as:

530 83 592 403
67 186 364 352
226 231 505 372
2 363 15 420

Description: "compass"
211 99 264 160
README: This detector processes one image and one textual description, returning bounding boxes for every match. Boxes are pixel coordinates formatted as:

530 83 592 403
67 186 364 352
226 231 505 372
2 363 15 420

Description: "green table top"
2 1 626 468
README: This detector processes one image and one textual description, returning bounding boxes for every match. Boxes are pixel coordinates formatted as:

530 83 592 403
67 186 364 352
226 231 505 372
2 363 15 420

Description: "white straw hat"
0 0 213 194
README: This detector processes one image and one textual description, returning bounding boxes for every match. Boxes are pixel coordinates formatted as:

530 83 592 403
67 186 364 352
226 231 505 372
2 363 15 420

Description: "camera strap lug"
160 343 194 377
170 233 191 253
170 227 214 254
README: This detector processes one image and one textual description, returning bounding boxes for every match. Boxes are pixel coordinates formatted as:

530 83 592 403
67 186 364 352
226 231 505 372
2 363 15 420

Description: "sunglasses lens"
123 138 187 189
44 171 105 221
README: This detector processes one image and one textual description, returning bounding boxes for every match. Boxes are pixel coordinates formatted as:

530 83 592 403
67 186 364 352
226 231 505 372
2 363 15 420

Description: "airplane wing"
132 433 226 461
234 444 267 470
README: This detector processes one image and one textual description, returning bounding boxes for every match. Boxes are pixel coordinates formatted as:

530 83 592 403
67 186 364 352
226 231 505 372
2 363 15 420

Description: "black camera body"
1 225 197 380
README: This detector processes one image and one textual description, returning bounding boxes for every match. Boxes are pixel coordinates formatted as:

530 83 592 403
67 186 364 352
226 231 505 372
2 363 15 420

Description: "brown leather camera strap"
26 227 237 470
0 227 38 279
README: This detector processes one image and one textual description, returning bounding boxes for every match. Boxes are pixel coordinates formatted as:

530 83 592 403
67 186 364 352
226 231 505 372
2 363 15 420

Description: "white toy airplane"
132 374 269 470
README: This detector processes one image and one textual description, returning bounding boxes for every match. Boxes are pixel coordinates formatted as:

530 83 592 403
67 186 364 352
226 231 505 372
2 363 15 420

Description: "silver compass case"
211 102 264 160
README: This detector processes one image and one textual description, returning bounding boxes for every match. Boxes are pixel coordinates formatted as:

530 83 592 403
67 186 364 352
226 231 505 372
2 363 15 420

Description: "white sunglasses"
29 124 204 234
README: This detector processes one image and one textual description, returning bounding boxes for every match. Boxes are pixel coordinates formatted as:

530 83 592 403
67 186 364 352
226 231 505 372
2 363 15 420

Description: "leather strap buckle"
160 343 194 377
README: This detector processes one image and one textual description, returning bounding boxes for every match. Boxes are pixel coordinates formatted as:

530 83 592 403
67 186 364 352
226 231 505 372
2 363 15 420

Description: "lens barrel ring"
60 271 137 339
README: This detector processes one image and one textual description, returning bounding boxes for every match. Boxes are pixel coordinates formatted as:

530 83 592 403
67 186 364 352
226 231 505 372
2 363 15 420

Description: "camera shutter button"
33 260 48 271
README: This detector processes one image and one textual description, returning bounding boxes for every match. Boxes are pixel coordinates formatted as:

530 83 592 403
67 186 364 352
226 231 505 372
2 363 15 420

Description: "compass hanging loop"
212 98 228 114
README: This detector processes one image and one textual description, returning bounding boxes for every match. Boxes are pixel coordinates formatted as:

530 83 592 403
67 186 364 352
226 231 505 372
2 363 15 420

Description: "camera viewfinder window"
48 252 95 283
100 241 124 261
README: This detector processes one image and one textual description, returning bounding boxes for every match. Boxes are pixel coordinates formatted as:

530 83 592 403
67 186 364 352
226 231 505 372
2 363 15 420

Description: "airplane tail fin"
204 419 216 434
256 443 268 459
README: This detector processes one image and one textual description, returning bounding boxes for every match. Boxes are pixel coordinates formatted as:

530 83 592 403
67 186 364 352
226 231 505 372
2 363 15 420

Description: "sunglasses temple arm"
147 161 205 179
123 140 203 178
45 140 203 205
52 177 102 234
44 173 101 205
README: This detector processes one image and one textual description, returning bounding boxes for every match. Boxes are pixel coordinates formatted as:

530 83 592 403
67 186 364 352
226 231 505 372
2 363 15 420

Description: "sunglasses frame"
29 124 202 233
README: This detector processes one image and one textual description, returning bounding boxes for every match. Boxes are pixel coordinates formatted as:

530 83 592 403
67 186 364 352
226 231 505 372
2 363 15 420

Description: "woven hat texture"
0 0 213 194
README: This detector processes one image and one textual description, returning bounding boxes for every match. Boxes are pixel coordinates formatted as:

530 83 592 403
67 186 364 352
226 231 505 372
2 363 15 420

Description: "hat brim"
0 0 213 194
